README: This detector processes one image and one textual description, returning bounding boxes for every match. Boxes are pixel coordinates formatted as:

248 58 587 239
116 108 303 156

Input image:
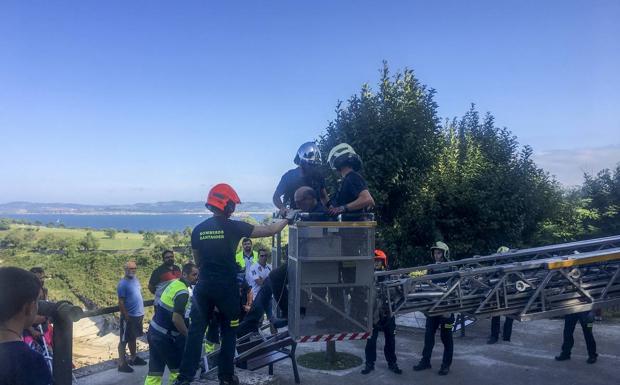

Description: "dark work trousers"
178 278 240 382
237 277 274 337
269 264 289 317
365 316 397 366
490 316 514 340
206 316 220 344
146 329 185 383
561 312 597 357
421 314 454 367
195 278 240 381
176 296 208 382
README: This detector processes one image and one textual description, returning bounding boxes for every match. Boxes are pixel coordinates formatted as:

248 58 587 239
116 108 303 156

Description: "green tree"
79 232 100 251
1 229 34 250
104 228 117 239
166 232 182 247
581 165 620 236
424 108 563 259
0 219 10 231
36 234 60 251
142 232 157 247
319 64 564 265
319 63 442 266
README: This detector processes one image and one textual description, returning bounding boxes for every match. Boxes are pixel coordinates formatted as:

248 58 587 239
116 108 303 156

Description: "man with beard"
117 261 147 373
149 250 182 301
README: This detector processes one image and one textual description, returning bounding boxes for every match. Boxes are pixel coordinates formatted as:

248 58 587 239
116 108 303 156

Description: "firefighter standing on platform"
273 141 329 214
173 183 293 385
413 241 454 376
144 263 199 385
326 143 375 216
361 249 402 375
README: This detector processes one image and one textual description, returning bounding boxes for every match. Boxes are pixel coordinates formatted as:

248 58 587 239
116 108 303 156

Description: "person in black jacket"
413 242 454 376
361 250 402 375
326 143 375 216
488 246 515 344
173 184 292 385
0 267 52 385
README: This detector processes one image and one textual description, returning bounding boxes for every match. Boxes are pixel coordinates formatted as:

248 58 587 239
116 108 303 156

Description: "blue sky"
1 0 618 204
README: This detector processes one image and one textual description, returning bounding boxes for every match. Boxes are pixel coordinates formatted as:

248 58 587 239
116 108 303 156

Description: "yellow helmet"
430 241 450 260
497 246 510 254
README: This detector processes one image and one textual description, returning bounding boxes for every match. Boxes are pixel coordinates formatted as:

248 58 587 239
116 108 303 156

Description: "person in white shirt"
248 248 273 318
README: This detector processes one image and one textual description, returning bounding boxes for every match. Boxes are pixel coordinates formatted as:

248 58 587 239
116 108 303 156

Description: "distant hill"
0 201 275 214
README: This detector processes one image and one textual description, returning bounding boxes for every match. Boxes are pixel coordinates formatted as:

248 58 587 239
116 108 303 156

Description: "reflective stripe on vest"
235 251 257 271
149 319 180 337
152 279 189 333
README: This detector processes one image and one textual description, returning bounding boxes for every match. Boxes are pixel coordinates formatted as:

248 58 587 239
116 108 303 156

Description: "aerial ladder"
376 235 620 321
209 217 620 382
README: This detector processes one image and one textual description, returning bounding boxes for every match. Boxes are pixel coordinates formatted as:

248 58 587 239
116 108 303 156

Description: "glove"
328 206 347 216
284 209 301 224
277 208 289 218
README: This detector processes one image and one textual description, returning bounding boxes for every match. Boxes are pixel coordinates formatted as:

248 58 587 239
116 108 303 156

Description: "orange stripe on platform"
546 251 620 269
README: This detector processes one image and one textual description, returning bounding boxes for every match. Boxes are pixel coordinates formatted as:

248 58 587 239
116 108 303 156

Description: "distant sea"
2 213 270 232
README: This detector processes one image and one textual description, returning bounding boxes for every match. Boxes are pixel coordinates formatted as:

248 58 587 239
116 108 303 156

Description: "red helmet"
206 183 241 213
374 249 387 266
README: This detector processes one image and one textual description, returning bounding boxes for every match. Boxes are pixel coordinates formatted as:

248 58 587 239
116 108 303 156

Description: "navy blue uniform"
561 311 597 358
335 171 368 213
176 216 254 383
364 275 398 370
419 265 454 368
490 316 514 341
275 167 326 209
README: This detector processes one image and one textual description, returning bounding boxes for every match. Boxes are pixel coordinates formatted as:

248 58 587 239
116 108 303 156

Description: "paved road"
78 317 620 385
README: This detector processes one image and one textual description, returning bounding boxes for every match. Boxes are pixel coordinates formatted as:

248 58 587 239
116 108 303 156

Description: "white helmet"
327 143 362 171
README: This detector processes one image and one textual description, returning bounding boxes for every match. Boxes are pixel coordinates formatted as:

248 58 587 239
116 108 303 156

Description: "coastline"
0 211 273 216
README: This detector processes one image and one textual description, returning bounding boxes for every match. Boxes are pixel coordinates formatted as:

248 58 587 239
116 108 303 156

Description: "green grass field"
0 224 168 250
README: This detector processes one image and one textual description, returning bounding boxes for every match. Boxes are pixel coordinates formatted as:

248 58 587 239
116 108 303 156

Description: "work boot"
388 363 402 374
117 363 134 373
361 363 374 374
413 361 432 371
555 353 571 361
502 337 511 342
171 380 191 385
487 336 498 344
438 365 450 375
129 356 147 366
587 354 598 364
219 375 239 385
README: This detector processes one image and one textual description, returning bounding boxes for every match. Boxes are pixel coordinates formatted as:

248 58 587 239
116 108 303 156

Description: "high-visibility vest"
235 250 257 272
150 279 189 336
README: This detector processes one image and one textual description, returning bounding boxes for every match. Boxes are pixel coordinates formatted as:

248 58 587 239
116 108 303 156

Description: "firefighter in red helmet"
361 250 402 375
173 183 295 385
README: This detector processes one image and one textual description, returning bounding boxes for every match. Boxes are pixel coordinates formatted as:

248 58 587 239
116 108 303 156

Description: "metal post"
52 302 83 385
